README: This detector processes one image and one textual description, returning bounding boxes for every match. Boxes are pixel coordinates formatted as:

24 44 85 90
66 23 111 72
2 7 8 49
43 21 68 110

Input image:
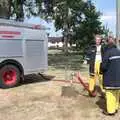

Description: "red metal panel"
2 35 15 38
0 31 21 35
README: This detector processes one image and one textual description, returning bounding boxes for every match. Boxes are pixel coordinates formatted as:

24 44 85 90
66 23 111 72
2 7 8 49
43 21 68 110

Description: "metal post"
116 0 120 48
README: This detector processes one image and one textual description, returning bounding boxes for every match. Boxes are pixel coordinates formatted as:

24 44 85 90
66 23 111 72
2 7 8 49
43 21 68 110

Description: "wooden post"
116 0 120 48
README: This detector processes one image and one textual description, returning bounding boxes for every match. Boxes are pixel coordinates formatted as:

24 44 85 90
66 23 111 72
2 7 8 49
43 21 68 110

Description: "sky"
94 0 116 36
25 0 116 37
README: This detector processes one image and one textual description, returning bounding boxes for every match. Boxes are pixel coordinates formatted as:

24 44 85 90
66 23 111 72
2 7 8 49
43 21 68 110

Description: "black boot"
89 89 97 97
103 110 116 116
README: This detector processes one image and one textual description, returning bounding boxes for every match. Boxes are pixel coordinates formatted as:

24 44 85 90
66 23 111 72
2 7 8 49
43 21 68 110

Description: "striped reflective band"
109 56 120 60
86 57 90 60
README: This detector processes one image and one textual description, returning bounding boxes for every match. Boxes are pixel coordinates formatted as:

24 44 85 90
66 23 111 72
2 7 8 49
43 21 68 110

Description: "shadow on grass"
22 74 55 85
96 96 106 112
96 86 106 112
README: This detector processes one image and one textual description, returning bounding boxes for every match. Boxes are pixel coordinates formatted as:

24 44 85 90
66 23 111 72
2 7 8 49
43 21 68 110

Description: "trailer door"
24 29 47 72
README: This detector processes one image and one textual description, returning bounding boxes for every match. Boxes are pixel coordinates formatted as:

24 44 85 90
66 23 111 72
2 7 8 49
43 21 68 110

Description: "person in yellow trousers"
85 35 105 97
101 37 120 115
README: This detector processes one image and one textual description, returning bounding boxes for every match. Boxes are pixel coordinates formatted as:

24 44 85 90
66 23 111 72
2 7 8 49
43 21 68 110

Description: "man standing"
85 35 104 96
101 36 120 115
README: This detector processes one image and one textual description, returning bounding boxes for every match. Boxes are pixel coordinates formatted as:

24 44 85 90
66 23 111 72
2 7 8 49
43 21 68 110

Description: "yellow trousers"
89 60 104 92
106 90 120 114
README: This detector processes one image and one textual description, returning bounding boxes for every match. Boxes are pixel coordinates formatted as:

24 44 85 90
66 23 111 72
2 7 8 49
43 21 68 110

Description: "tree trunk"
64 35 69 54
116 0 120 48
63 23 69 54
16 0 24 21
0 0 11 19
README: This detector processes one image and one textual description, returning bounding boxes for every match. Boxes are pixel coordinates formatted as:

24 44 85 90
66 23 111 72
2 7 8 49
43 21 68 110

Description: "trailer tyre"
0 65 20 88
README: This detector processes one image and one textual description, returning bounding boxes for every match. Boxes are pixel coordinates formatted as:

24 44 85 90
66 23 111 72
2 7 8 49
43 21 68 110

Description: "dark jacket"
85 44 106 76
101 44 120 89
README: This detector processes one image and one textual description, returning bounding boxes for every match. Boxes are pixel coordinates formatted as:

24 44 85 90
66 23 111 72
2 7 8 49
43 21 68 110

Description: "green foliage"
72 1 104 50
26 0 105 52
43 0 104 51
0 0 11 19
0 0 25 21
12 0 25 21
0 0 106 52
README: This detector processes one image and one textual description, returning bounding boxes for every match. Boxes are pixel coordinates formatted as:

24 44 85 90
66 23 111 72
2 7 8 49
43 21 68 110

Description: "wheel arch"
0 59 24 77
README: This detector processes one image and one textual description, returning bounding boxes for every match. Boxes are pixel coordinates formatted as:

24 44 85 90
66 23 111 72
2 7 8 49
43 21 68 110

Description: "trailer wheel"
0 65 20 88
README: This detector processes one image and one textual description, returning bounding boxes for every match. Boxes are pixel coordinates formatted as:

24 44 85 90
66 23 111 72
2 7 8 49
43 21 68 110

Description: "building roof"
48 37 63 43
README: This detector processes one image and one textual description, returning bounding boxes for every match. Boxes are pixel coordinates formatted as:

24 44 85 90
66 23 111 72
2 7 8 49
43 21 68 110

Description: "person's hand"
83 60 87 65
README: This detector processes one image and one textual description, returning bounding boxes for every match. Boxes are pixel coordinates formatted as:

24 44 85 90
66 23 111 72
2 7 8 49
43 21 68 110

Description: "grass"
0 49 117 120
47 49 89 80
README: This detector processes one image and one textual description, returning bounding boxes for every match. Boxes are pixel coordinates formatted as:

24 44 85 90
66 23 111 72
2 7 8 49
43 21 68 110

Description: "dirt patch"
61 86 79 97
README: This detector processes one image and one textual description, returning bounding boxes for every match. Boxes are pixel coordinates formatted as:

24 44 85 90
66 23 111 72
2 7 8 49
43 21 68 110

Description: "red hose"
76 72 97 97
53 72 97 97
53 79 82 84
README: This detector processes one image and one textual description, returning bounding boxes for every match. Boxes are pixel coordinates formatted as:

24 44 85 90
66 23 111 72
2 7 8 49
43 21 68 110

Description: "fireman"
101 36 120 115
85 35 105 97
